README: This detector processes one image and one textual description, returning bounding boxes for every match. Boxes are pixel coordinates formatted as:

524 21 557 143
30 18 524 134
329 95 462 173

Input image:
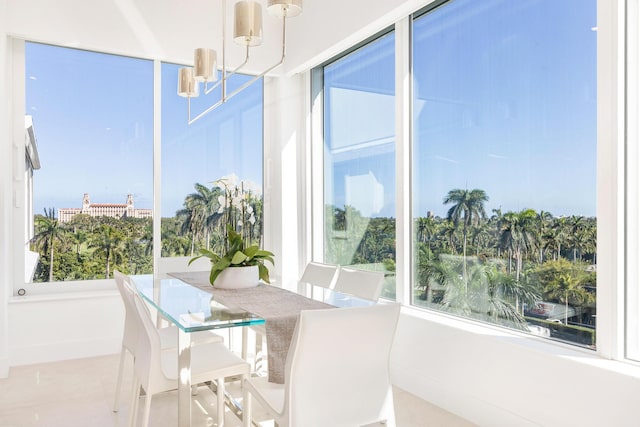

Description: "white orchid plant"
190 174 274 284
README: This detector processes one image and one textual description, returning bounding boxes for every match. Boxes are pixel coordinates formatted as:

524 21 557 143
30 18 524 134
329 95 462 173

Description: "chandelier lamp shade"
178 0 303 124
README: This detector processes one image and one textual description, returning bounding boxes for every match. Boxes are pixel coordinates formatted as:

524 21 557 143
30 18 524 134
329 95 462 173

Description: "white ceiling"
5 0 437 75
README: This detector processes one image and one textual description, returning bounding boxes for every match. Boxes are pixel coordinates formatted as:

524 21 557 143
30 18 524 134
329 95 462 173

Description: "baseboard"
392 365 538 427
0 356 8 378
9 336 120 367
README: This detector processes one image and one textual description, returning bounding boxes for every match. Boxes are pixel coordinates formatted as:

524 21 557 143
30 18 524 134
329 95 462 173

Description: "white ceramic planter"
213 265 260 289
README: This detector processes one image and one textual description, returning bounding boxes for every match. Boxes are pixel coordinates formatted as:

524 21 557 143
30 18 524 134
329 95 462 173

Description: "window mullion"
395 16 412 305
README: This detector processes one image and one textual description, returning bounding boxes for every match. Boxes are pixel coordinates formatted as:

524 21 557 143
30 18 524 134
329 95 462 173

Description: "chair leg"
217 377 225 426
242 377 251 427
241 327 248 360
128 379 141 427
112 346 127 412
140 393 152 427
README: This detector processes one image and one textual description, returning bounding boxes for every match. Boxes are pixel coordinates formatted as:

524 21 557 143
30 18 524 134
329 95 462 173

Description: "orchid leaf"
231 251 249 265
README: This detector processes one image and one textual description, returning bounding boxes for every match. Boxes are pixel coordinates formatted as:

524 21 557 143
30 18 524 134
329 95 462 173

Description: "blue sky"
27 0 596 221
324 0 596 219
26 44 263 217
26 44 154 214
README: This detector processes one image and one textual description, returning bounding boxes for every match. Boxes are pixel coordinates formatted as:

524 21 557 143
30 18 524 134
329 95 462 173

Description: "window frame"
310 0 632 363
11 40 266 296
13 40 156 294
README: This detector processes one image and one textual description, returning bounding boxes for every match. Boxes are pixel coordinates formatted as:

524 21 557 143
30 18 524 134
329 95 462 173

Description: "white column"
263 74 307 281
395 16 411 304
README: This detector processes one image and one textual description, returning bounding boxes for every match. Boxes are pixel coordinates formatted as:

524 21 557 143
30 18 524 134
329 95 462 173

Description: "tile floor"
0 353 476 427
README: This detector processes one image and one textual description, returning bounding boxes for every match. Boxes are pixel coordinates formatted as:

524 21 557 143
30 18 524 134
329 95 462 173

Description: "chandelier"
177 0 302 124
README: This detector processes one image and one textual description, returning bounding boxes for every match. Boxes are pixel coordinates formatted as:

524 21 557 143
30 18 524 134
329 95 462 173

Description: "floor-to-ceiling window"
411 0 596 347
19 42 264 290
24 42 154 283
321 31 396 299
160 63 263 259
315 0 597 348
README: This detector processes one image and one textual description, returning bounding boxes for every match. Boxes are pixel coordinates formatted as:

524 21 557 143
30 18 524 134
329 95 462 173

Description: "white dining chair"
244 262 339 369
332 266 385 301
299 261 339 295
128 286 250 427
112 271 224 412
242 303 401 427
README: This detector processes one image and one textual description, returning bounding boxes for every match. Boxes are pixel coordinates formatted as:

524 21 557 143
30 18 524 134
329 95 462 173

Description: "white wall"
0 0 10 378
8 293 123 366
263 73 308 281
392 310 640 427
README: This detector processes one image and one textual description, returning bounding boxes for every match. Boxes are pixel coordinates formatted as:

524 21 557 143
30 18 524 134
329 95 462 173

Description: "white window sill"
400 305 640 379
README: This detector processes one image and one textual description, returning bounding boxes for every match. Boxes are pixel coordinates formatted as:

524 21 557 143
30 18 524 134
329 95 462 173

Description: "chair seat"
243 376 285 414
160 341 250 383
130 289 251 427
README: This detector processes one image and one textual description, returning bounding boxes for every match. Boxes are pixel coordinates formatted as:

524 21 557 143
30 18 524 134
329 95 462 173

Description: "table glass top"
129 272 376 333
130 274 265 332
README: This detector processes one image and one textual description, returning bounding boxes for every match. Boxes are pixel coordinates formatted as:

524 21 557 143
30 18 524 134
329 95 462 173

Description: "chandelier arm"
223 15 287 104
224 55 283 103
187 10 290 125
188 97 225 125
205 44 250 96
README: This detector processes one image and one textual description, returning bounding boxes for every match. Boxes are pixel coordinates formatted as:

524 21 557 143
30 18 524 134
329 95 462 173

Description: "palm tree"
32 208 65 282
176 183 223 255
550 216 571 260
543 272 594 324
439 220 458 254
89 224 125 278
499 209 537 282
489 208 504 257
470 222 491 256
70 228 88 257
567 215 586 261
415 216 436 250
419 254 531 329
443 189 488 285
415 245 439 303
534 211 553 263
582 220 597 265
484 264 538 327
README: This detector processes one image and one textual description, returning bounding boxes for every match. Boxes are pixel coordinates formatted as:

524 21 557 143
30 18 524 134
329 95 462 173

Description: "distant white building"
58 193 152 223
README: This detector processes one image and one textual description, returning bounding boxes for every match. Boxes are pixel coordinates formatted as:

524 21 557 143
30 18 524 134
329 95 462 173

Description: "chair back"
299 261 338 288
114 270 139 353
283 303 400 427
130 287 167 395
333 266 385 301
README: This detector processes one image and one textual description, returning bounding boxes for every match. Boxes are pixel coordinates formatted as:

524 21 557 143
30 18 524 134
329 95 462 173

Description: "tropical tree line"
326 188 596 339
31 209 152 282
32 185 595 344
30 179 264 282
162 179 263 257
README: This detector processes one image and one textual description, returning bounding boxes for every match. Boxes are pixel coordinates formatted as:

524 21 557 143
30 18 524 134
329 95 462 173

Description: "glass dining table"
129 272 375 427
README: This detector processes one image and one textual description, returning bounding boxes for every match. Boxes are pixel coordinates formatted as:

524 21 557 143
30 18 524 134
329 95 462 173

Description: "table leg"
178 328 192 427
